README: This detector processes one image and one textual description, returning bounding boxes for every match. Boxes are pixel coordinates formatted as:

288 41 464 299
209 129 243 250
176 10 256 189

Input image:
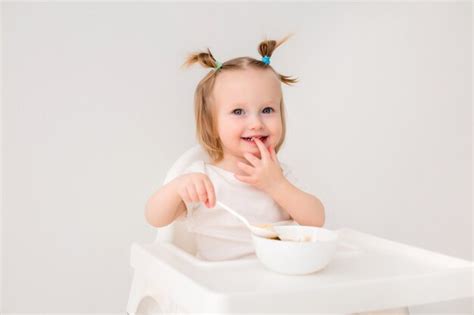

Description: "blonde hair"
181 34 298 163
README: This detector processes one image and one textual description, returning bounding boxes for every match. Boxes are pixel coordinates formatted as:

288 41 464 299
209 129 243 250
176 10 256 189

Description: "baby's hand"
176 173 216 208
234 138 286 193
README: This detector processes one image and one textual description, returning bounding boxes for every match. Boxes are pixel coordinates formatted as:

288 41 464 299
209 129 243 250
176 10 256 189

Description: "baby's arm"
234 138 325 227
145 173 216 228
267 180 325 227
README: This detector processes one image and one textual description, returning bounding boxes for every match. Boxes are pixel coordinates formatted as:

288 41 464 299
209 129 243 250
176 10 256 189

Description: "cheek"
267 117 283 133
217 118 241 141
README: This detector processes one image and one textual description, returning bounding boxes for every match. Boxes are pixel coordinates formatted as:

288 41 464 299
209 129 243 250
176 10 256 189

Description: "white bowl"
251 225 338 275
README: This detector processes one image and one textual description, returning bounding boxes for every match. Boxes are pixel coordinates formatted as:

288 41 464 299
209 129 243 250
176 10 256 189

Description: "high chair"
127 145 474 314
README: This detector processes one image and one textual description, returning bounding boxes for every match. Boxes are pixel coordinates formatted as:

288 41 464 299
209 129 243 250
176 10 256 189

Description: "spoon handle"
216 201 252 230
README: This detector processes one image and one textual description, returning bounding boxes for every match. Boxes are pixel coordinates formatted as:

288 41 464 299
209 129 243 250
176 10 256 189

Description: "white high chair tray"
131 228 473 313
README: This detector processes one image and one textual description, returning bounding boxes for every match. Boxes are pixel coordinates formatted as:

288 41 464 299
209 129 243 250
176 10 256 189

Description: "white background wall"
1 1 472 313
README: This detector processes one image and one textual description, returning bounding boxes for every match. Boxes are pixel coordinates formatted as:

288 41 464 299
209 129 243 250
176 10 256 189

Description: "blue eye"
232 108 244 115
262 107 274 114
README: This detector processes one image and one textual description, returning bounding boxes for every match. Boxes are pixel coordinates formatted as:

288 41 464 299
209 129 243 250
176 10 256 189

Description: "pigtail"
181 47 224 161
181 48 221 70
257 34 299 85
258 33 293 58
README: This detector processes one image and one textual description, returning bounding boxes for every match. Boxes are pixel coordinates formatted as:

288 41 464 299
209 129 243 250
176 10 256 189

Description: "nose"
247 113 264 130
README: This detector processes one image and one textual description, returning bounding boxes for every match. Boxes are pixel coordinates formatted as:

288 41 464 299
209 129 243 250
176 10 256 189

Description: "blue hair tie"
262 55 271 65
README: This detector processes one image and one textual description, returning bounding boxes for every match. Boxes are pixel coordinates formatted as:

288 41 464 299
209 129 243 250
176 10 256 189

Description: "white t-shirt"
175 160 299 261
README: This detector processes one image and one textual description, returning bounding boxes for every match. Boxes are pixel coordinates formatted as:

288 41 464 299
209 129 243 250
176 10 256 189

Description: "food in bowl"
273 225 335 243
254 220 299 239
255 220 296 230
251 225 338 275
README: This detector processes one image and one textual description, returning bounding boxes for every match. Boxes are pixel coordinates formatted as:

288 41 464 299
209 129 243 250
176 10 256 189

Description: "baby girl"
145 35 325 261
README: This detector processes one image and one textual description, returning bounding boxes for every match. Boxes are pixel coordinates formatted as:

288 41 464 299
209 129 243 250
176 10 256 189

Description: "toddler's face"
212 68 283 160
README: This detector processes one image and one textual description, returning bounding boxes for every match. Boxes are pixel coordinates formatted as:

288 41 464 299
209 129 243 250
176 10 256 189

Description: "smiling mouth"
241 136 269 143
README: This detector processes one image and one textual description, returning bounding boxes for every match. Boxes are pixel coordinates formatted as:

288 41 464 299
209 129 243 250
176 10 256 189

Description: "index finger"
253 137 270 161
203 177 216 208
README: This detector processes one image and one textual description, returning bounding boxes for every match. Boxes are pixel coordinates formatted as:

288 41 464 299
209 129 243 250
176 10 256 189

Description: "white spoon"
216 201 279 238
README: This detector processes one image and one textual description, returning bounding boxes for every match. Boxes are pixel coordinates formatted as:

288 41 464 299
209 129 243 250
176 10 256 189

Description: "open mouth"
241 136 269 143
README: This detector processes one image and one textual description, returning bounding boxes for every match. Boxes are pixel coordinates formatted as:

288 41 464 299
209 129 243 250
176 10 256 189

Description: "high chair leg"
127 270 149 315
134 296 164 315
127 269 187 314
